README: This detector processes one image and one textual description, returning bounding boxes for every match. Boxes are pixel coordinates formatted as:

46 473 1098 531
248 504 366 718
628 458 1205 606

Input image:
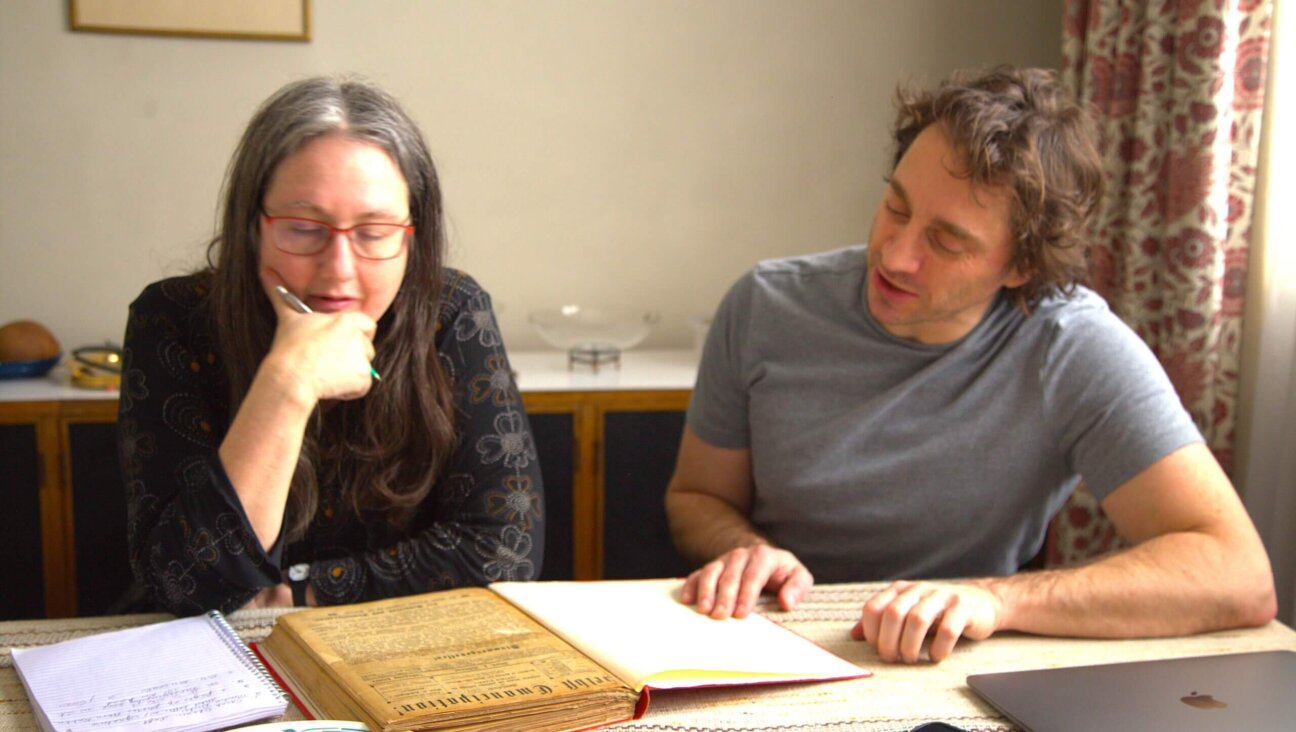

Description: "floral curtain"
1047 0 1274 566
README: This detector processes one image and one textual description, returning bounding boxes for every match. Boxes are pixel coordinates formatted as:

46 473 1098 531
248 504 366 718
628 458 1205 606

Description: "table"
3 583 1294 732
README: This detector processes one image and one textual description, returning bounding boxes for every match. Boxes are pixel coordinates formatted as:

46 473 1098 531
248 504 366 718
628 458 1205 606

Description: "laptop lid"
967 650 1296 732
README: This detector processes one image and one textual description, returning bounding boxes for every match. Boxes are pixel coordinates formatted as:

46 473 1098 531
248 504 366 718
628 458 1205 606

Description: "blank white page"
491 578 864 691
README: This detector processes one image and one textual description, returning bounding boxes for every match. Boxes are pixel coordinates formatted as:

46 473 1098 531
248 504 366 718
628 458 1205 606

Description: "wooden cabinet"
601 409 692 579
0 350 697 618
515 350 697 582
0 397 122 619
530 411 576 580
0 420 47 620
526 390 691 581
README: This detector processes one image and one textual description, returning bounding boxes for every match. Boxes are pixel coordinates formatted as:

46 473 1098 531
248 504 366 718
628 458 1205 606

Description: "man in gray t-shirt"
666 67 1275 664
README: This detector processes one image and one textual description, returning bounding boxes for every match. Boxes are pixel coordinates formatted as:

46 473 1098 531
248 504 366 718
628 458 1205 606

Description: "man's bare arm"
665 426 761 563
856 443 1277 663
987 442 1276 636
666 426 814 617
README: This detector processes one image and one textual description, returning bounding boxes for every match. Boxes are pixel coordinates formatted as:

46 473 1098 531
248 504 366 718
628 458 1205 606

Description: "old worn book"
253 578 866 732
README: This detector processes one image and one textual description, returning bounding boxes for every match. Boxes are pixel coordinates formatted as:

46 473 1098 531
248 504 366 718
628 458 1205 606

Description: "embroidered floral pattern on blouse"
469 353 517 406
476 412 537 469
156 557 197 609
427 521 466 552
162 394 218 447
454 291 503 347
118 356 149 414
487 474 542 530
117 417 155 477
478 525 535 581
120 270 544 615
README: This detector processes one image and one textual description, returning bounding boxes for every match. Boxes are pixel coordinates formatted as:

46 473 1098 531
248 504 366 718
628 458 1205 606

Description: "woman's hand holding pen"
261 269 378 406
217 269 379 551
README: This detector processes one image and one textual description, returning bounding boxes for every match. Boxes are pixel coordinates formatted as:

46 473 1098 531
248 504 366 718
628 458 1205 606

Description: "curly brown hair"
891 66 1105 311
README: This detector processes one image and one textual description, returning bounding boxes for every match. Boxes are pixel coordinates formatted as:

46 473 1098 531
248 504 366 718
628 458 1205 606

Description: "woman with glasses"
118 77 543 614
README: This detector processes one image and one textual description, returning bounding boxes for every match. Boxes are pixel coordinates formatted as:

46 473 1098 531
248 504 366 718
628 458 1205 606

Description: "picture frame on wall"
69 0 310 42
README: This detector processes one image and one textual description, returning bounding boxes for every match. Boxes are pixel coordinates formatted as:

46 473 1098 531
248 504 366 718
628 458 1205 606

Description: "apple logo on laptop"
1180 691 1227 710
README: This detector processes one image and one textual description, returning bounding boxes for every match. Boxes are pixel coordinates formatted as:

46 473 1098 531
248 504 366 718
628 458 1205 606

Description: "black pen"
274 285 381 381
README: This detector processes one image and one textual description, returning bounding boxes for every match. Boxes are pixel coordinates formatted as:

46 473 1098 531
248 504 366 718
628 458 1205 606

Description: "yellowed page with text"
265 588 638 730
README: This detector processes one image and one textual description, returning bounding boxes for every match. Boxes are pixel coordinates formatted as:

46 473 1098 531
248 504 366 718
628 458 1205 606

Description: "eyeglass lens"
269 217 408 260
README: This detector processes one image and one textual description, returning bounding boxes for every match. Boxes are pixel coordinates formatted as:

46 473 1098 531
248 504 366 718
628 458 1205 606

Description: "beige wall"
0 0 1062 353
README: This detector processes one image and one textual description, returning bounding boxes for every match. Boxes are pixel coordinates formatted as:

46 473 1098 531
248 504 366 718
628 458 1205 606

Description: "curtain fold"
1238 0 1295 624
1048 0 1273 567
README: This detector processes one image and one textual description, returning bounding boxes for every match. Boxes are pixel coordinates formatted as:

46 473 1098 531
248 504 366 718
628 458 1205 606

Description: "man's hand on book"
680 543 814 620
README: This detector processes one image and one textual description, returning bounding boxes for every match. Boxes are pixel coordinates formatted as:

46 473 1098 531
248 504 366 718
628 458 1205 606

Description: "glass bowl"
528 305 659 369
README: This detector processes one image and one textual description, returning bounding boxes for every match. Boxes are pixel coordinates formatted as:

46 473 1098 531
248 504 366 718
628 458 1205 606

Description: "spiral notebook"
11 609 287 732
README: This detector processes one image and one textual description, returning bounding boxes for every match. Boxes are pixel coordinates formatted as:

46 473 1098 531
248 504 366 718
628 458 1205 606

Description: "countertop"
0 349 699 402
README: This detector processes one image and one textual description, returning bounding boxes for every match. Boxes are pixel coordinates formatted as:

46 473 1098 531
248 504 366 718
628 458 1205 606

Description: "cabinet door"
68 423 132 615
0 423 46 619
601 411 691 579
529 412 574 580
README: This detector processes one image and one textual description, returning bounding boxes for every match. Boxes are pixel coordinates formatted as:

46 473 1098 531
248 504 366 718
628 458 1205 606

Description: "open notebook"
11 610 287 732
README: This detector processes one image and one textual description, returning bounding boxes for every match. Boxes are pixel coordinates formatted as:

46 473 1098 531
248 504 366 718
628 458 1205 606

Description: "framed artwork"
69 0 311 42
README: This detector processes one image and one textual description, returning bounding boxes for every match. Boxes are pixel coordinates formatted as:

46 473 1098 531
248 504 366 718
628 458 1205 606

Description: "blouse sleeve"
309 275 545 604
118 278 281 616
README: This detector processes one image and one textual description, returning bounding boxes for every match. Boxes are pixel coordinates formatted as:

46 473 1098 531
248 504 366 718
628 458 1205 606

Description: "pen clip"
275 285 313 314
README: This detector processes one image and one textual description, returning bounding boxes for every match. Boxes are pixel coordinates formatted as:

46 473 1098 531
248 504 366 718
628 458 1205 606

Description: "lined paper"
12 614 286 732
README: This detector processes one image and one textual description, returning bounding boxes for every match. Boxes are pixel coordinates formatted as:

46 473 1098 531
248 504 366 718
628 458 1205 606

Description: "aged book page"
260 587 639 732
490 579 867 691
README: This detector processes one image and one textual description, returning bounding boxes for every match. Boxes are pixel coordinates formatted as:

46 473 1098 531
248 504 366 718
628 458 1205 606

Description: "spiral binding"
205 609 288 701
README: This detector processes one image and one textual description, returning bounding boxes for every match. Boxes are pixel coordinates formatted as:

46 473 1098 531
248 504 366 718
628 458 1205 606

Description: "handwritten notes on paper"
11 612 287 732
32 674 249 729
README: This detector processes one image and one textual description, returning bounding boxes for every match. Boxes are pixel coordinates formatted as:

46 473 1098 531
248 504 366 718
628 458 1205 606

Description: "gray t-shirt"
689 245 1201 582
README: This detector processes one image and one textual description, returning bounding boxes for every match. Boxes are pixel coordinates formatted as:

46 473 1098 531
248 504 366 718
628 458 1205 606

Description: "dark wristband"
287 562 310 607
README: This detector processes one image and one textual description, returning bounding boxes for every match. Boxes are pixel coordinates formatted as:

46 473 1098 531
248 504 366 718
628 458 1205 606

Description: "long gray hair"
205 76 456 541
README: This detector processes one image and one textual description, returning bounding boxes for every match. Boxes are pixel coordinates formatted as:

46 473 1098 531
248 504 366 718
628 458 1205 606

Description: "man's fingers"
680 545 812 620
680 573 700 605
859 580 910 645
775 566 814 611
734 546 790 617
850 618 866 641
875 584 928 662
929 596 971 662
690 560 726 615
856 582 999 664
711 549 756 618
900 589 952 663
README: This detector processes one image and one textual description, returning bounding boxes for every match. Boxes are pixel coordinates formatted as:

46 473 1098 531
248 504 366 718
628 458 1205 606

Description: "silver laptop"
967 650 1296 731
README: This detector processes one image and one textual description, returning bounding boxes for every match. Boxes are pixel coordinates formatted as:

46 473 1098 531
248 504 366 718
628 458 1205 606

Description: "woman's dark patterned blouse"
118 270 543 615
